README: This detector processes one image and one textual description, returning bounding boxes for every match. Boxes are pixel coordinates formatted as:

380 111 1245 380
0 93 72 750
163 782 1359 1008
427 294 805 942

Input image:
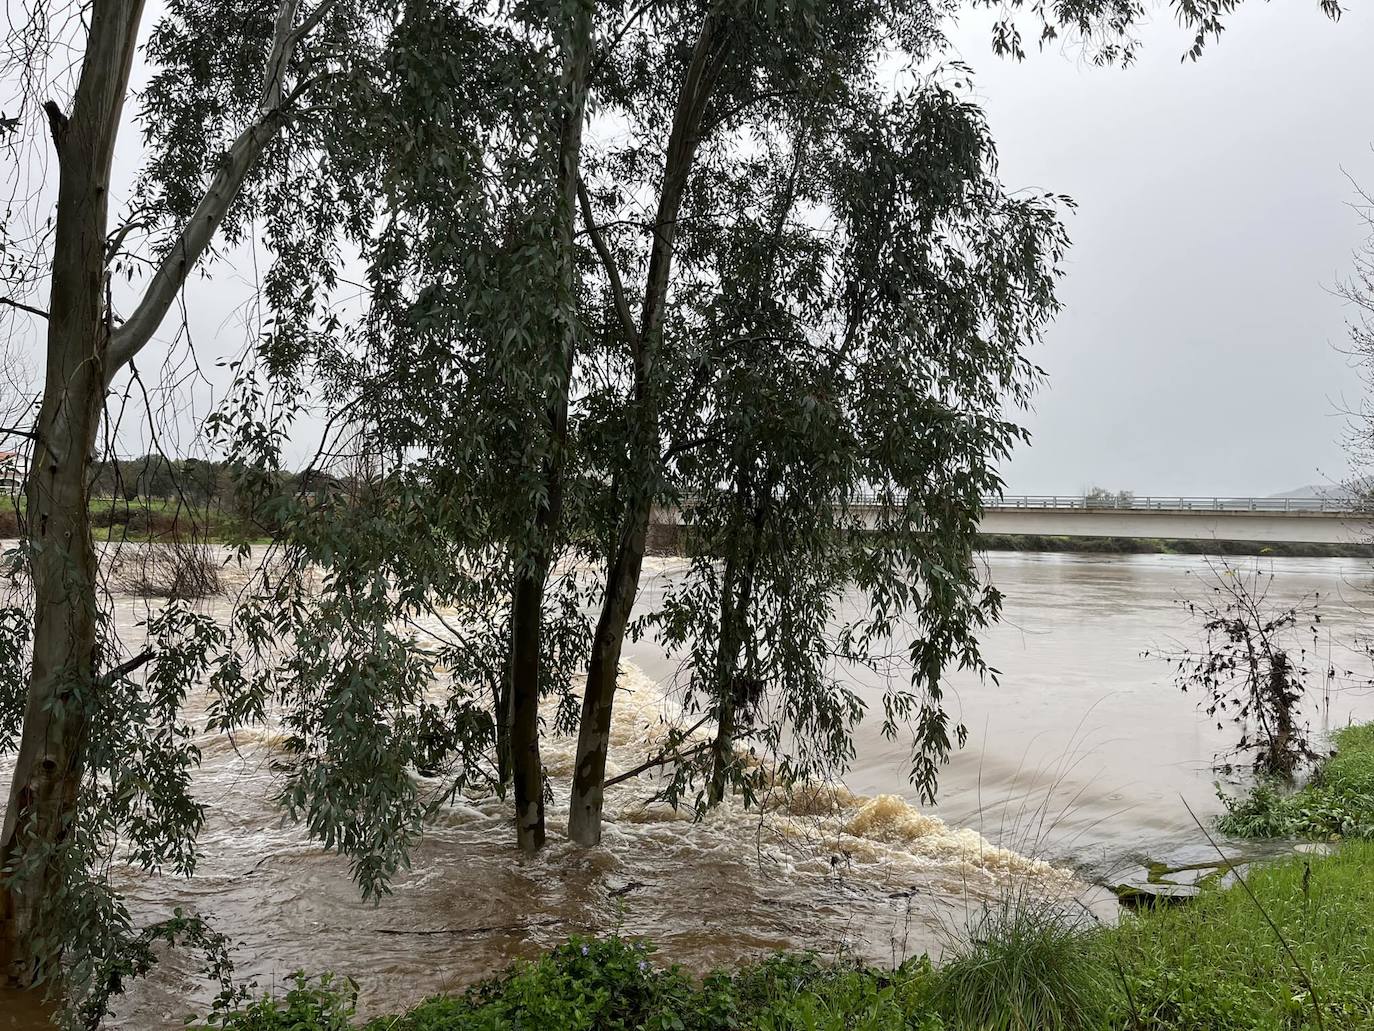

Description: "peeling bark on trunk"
0 0 144 986
567 15 731 846
506 2 592 855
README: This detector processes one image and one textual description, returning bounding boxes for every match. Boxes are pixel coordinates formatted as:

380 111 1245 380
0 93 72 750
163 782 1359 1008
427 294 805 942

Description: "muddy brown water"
2 551 1371 1028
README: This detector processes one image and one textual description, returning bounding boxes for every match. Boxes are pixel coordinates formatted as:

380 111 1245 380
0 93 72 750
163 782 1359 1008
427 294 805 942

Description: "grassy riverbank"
0 498 270 544
203 842 1374 1030
0 505 1362 558
1219 722 1374 841
646 524 1374 559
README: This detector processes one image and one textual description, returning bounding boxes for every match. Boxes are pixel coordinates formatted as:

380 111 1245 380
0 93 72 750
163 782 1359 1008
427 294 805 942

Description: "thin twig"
576 175 638 352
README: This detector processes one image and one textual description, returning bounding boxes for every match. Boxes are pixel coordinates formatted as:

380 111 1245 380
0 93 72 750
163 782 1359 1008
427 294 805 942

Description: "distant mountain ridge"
1269 480 1371 500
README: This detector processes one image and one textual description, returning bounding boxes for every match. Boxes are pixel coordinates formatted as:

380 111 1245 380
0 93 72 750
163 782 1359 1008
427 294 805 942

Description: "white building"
0 450 23 495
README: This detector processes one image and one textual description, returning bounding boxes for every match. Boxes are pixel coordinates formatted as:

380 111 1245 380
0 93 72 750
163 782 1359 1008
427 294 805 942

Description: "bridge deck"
656 496 1374 545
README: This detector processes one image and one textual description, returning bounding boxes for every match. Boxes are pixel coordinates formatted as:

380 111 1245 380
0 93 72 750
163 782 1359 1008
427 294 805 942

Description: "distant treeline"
89 455 340 506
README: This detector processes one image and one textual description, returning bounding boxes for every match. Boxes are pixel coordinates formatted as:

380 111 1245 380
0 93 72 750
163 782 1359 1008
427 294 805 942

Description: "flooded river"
3 551 1373 1028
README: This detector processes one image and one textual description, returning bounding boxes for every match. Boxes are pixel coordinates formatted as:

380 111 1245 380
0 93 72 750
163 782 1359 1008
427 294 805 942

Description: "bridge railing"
674 493 1374 515
979 495 1374 514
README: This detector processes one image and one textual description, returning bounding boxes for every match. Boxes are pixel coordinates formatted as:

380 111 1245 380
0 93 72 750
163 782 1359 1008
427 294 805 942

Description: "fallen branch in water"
606 732 713 789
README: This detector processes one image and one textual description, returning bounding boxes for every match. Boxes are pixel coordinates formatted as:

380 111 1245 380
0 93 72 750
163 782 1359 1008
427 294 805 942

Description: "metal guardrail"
674 493 1374 515
979 495 1372 514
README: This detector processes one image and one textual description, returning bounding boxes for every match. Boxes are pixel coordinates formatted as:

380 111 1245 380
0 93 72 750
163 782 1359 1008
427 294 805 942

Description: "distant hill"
1269 480 1371 500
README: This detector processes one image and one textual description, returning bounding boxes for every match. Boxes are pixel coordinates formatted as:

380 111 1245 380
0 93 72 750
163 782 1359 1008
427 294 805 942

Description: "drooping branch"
104 0 340 382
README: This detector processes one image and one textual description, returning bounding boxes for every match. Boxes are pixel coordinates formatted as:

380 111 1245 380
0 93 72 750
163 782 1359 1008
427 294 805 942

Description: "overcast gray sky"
946 4 1373 497
25 2 1372 497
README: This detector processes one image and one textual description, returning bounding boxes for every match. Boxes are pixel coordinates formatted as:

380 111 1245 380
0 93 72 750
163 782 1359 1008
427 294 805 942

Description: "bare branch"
604 732 712 788
0 296 48 319
576 175 638 352
590 0 661 84
104 217 149 265
104 0 342 383
41 99 66 149
98 648 155 687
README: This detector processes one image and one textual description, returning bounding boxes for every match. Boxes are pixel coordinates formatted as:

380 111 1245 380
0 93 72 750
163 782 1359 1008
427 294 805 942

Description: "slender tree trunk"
708 553 743 805
567 13 730 846
494 660 513 788
0 0 145 986
708 545 758 804
568 493 652 843
505 0 592 854
508 568 548 854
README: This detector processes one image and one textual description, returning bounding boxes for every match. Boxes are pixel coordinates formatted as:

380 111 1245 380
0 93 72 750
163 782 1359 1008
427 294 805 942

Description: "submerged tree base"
1220 722 1374 840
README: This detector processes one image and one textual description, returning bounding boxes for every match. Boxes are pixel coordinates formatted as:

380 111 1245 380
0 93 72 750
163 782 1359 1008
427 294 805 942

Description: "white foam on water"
553 662 1077 896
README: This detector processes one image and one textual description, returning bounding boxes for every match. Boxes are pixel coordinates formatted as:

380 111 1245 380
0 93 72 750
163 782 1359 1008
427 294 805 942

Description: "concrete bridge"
969 495 1372 545
654 495 1374 546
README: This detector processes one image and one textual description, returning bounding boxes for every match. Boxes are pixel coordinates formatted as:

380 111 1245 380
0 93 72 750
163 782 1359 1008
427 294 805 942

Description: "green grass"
1219 723 1374 840
1102 842 1374 1030
938 894 1107 1031
88 496 266 544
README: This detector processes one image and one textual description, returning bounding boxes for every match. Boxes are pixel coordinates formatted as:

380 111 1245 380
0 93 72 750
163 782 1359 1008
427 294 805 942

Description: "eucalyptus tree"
200 0 606 866
228 0 1350 862
0 0 364 1012
564 0 960 845
562 0 1347 841
643 89 1065 810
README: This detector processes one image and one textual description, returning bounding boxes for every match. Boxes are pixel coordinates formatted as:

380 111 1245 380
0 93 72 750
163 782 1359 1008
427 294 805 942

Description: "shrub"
117 538 222 599
936 895 1110 1031
198 973 357 1030
373 937 704 1031
1150 562 1323 781
727 953 942 1031
1219 722 1374 841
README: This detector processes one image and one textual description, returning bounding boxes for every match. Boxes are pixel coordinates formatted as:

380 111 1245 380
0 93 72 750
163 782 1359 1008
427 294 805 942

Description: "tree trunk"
504 0 591 854
567 13 730 847
0 0 145 986
568 493 653 844
494 660 513 788
0 0 316 988
707 484 765 805
508 569 548 854
708 550 757 805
